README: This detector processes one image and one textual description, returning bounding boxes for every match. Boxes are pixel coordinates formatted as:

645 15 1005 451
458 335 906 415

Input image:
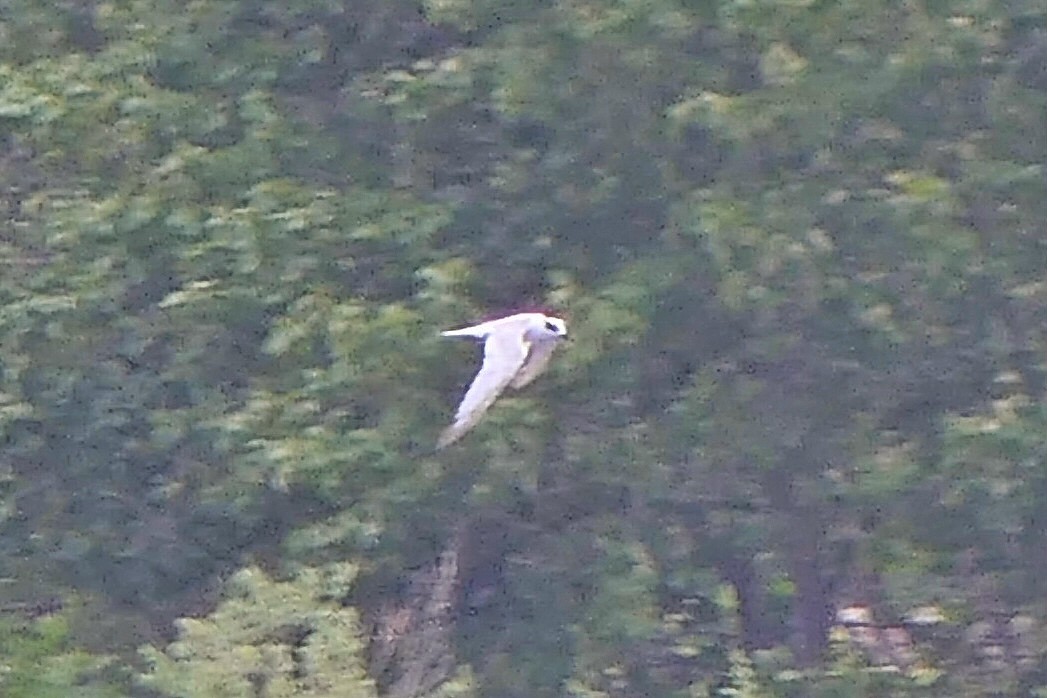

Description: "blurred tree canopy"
0 0 1044 696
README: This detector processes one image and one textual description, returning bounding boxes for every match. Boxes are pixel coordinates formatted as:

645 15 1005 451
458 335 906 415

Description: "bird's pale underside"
438 312 567 448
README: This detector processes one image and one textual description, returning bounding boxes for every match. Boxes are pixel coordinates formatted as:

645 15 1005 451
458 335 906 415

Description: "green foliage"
138 563 375 698
0 0 1044 695
720 649 770 698
0 614 125 698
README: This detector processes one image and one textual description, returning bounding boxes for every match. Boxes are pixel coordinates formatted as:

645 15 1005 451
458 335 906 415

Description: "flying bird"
438 312 568 448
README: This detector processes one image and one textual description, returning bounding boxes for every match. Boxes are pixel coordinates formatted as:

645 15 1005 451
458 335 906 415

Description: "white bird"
438 312 568 448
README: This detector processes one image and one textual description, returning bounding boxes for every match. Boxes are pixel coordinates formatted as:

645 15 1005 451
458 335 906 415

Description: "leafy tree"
0 0 1043 695
138 563 375 698
0 612 125 698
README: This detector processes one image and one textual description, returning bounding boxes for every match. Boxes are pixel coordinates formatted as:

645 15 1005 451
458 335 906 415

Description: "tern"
438 312 568 448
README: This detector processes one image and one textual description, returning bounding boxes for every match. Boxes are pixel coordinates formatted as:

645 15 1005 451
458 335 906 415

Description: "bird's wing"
509 338 558 389
438 330 530 448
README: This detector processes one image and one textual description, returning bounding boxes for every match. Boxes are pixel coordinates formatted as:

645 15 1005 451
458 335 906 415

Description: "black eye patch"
544 322 558 332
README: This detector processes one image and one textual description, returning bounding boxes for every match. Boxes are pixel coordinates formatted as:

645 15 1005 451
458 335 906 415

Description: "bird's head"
536 314 568 340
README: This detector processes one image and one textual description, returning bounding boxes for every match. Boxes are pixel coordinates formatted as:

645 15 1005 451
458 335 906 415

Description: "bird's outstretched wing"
509 338 558 389
438 331 530 449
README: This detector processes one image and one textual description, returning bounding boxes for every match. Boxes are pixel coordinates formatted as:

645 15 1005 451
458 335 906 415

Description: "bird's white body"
438 312 568 448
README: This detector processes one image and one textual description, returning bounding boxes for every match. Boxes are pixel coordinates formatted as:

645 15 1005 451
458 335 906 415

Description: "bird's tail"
441 326 486 338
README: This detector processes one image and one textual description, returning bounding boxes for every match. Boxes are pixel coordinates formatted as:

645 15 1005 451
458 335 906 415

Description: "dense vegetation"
0 0 1044 695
